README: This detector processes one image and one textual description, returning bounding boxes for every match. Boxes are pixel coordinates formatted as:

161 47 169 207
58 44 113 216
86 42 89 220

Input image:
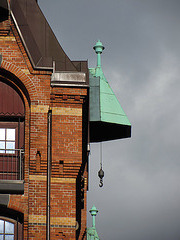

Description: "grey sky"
39 1 180 239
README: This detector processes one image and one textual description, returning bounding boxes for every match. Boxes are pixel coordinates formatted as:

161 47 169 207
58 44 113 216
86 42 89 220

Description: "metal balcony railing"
0 149 24 180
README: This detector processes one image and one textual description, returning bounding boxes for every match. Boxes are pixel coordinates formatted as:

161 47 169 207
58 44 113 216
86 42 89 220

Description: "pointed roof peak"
93 40 105 77
87 205 100 239
89 40 131 142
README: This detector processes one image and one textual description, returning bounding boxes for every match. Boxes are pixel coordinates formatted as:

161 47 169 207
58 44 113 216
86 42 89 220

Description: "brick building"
0 1 131 239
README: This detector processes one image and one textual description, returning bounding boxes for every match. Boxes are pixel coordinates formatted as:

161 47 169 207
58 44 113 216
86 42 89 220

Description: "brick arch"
8 195 26 215
0 204 24 223
1 61 38 103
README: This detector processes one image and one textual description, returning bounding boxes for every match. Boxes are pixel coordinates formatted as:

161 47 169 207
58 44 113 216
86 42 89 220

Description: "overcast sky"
39 1 180 239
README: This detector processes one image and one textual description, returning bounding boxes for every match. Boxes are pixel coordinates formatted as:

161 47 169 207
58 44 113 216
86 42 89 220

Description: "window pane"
0 220 4 233
5 236 14 240
0 234 4 240
5 222 14 234
6 142 15 150
6 142 15 154
0 129 5 140
6 129 15 141
0 142 5 149
0 142 5 153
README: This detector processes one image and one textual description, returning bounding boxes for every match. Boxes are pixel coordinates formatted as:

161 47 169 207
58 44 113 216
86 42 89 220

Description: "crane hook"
99 179 103 187
98 168 104 188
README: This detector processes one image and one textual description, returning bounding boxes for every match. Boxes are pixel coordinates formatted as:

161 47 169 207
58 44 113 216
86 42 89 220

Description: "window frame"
0 128 16 154
0 123 18 155
0 217 17 240
0 120 25 181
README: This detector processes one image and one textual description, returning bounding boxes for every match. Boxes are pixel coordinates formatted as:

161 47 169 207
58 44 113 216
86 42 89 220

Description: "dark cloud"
39 0 180 239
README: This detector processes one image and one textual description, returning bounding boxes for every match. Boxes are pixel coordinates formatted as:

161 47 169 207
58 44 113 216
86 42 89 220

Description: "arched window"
0 218 15 240
0 207 23 240
0 216 23 240
0 80 25 180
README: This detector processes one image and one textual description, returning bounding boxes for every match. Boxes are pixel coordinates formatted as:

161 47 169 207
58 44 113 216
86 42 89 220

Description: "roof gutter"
51 71 88 88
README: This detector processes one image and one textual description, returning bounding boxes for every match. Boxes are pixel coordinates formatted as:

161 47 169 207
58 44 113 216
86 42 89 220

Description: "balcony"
0 149 24 194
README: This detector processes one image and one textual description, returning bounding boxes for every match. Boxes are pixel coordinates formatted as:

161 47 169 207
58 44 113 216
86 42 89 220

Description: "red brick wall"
0 15 88 240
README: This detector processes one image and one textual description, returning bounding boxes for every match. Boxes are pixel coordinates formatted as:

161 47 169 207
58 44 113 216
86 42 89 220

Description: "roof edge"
10 10 53 71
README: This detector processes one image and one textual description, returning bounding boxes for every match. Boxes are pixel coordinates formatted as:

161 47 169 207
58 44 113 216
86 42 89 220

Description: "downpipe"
47 110 52 240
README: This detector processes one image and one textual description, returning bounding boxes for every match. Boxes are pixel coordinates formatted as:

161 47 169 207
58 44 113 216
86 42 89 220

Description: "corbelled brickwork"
0 9 88 240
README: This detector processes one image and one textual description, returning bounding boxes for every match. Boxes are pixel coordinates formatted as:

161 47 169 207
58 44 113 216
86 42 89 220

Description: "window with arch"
0 214 23 240
0 206 23 240
0 80 25 180
0 218 15 240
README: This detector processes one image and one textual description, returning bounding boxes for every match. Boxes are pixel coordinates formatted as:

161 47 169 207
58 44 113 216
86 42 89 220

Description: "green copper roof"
89 40 131 142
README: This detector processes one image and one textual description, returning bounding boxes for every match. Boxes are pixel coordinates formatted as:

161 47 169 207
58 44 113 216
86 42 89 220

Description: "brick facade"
0 4 88 240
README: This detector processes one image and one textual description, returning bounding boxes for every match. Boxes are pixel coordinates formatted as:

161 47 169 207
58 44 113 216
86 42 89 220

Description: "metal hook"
99 179 103 187
98 168 104 188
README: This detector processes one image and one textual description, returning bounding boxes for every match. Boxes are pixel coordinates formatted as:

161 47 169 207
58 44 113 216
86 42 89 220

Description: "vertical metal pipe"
18 117 20 180
97 52 101 68
20 149 22 180
47 110 52 240
17 217 19 240
18 117 20 149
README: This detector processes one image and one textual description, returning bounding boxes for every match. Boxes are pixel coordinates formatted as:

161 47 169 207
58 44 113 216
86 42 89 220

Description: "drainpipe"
47 110 52 240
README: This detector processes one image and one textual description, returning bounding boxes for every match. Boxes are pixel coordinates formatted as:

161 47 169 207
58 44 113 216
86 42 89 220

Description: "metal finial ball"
93 40 105 54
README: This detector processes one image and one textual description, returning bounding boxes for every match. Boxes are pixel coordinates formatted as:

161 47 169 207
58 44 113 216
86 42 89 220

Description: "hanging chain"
100 142 102 168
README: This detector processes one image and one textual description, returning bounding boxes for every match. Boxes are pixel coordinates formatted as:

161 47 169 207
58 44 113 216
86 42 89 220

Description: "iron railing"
0 149 24 180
